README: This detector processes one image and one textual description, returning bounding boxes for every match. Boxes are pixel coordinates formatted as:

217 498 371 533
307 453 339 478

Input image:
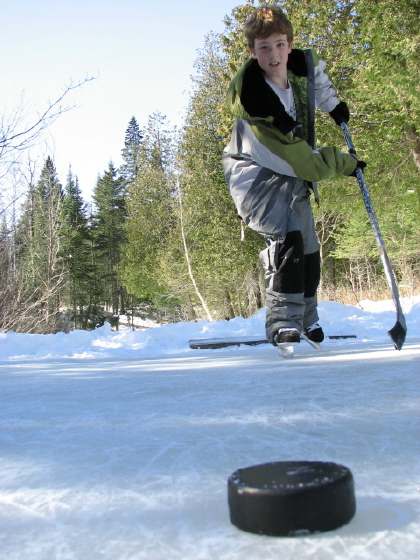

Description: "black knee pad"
272 231 305 294
304 251 321 298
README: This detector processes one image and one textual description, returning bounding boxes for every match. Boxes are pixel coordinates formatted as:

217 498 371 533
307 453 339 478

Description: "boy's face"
250 33 292 84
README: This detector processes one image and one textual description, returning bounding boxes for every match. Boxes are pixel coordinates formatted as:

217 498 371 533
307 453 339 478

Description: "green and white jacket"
222 49 357 215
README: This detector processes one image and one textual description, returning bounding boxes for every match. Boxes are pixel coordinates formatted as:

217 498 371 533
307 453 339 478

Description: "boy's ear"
249 47 257 59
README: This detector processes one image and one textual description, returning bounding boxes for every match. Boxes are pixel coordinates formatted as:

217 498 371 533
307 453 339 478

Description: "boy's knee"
272 231 305 293
304 251 321 297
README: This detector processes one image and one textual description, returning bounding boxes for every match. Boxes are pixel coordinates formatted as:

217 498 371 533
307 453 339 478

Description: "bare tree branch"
0 76 96 181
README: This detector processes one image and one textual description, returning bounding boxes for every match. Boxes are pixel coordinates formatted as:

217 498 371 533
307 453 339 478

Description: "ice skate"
274 328 300 359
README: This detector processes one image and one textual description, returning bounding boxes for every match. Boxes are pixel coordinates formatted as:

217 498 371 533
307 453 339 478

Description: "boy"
222 4 365 350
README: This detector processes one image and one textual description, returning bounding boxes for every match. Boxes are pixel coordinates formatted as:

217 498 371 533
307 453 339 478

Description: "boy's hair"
244 4 293 49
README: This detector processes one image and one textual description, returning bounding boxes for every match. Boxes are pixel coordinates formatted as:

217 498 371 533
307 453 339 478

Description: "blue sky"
2 0 248 200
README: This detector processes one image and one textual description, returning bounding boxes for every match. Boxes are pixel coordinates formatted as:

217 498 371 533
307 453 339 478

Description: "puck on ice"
228 461 356 536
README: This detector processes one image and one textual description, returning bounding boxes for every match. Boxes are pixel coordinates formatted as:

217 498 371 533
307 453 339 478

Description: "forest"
0 0 419 333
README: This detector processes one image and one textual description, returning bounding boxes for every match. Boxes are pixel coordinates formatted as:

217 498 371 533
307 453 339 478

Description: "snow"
1 296 419 559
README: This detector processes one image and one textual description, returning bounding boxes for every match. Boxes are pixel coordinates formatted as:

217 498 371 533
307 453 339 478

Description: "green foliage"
350 0 420 217
3 1 419 333
121 113 176 301
26 156 64 291
167 32 265 318
61 167 96 323
8 157 67 332
91 162 127 313
271 0 419 293
120 116 143 185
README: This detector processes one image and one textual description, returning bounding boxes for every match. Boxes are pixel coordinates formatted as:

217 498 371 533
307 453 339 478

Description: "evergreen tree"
120 116 143 185
34 157 65 323
220 1 419 298
0 216 12 295
175 32 264 318
348 0 420 288
9 156 66 332
61 167 96 327
121 113 176 302
91 162 127 314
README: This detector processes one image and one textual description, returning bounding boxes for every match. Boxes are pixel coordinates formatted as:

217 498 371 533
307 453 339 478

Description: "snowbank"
0 296 419 361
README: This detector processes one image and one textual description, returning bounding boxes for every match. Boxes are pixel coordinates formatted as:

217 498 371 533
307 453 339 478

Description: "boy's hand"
349 160 367 177
329 101 350 126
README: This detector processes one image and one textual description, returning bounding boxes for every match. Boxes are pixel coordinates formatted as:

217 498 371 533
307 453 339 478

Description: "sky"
1 0 247 201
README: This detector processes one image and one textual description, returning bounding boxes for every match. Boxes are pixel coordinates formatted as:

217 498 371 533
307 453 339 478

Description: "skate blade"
301 333 321 350
277 342 298 359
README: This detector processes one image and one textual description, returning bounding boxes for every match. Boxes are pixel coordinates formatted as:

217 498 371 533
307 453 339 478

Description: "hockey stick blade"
388 320 406 351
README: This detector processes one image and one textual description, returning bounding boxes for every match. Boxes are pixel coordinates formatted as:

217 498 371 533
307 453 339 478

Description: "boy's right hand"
329 101 350 126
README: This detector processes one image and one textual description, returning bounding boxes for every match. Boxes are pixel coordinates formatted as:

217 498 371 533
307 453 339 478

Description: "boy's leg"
239 171 307 343
303 250 321 329
260 230 306 343
290 180 321 329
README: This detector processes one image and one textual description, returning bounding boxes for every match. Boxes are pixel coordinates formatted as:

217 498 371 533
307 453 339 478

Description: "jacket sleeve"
228 119 298 177
312 52 341 113
250 121 357 182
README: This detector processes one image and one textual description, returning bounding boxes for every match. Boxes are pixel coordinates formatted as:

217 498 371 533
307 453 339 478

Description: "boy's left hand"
349 159 367 177
329 101 350 126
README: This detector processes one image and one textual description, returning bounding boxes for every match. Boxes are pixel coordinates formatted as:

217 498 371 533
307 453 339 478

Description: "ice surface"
0 297 419 559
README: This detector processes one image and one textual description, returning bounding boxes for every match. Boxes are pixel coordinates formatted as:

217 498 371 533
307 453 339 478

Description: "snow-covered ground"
1 297 419 559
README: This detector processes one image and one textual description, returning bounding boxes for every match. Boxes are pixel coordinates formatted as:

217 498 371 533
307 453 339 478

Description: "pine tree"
61 167 96 327
8 156 66 332
121 113 176 302
120 116 143 185
91 162 127 315
0 216 12 295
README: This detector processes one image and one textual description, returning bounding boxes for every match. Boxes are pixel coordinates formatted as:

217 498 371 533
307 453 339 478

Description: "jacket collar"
240 49 308 135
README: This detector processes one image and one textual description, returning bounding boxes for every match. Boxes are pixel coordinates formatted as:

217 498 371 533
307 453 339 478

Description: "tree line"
1 0 419 333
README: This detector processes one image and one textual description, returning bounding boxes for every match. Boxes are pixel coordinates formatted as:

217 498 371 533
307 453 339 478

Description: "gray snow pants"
240 169 320 343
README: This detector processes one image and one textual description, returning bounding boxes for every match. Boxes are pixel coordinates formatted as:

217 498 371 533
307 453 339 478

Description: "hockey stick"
341 122 407 350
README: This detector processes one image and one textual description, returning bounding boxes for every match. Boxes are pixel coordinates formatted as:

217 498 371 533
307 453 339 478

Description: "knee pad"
304 251 321 298
272 231 305 294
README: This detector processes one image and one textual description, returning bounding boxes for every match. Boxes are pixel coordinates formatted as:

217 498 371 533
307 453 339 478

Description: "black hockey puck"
228 461 356 536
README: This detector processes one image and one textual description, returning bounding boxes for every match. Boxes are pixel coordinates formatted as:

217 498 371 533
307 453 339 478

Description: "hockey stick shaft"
341 122 406 350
